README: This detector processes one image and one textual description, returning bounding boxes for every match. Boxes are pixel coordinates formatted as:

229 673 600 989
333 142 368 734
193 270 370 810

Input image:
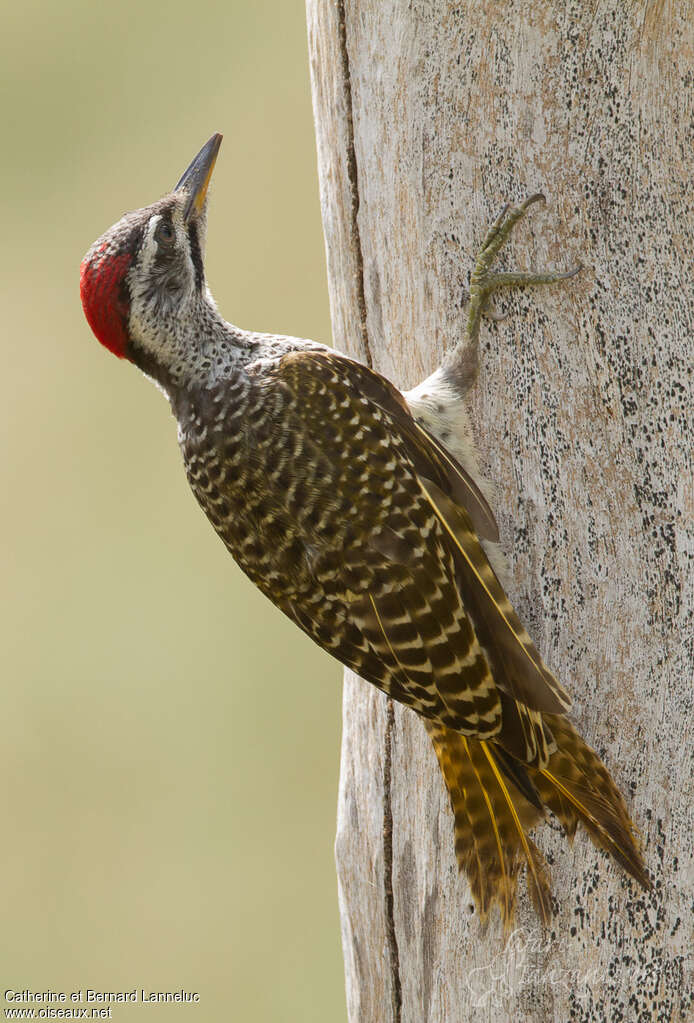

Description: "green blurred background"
1 1 345 1019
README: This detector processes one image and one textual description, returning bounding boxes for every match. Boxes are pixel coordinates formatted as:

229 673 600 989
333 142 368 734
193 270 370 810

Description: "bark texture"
306 2 693 1020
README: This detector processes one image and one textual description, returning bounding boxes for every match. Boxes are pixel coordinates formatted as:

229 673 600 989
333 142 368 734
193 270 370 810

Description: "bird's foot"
466 194 581 347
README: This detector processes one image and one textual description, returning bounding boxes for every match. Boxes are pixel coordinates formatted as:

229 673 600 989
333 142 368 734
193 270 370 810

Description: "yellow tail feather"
462 737 511 925
530 714 650 888
480 740 551 926
425 721 550 931
425 713 649 929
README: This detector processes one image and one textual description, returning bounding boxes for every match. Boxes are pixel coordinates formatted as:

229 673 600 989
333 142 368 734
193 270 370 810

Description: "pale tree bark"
306 2 693 1020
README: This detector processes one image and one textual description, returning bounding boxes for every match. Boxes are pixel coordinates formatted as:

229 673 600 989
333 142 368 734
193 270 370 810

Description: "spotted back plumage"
179 350 564 748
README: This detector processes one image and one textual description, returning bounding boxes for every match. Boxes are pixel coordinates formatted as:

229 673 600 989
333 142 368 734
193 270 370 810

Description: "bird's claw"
466 195 581 347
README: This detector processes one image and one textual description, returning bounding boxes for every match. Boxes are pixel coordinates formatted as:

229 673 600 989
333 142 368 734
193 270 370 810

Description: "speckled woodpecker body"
81 135 648 925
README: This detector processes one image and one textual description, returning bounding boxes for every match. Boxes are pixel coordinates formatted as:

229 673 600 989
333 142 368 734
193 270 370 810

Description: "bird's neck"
129 297 259 402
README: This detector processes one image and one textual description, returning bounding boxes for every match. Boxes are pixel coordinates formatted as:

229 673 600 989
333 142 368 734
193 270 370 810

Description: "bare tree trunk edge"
306 2 693 1021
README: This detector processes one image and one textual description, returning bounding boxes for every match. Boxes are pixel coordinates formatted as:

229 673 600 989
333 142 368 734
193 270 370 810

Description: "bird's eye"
155 220 175 246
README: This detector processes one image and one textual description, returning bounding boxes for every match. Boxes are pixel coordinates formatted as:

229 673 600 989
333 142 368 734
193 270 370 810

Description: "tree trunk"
306 2 693 1020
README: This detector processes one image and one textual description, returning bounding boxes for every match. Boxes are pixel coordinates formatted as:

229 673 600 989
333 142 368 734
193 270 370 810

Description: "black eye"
155 220 175 246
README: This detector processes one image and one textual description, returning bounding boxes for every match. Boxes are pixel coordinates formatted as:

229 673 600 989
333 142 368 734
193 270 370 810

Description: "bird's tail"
528 714 650 888
425 714 649 929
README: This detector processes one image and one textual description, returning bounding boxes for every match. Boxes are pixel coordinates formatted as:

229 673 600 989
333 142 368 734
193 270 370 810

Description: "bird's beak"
174 133 223 223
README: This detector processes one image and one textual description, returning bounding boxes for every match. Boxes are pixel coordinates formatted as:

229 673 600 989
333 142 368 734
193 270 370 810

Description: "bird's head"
80 134 223 378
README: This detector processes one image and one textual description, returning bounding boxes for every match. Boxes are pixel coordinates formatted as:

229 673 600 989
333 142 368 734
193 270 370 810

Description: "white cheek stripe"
139 214 162 271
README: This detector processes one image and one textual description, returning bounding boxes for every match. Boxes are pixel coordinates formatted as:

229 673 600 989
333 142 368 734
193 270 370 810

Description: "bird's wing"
259 349 570 752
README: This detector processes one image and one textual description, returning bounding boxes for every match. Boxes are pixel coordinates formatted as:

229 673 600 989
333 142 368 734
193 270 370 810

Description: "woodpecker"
81 134 649 926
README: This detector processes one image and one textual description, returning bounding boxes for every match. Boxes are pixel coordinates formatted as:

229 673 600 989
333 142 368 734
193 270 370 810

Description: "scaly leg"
466 193 581 349
407 194 581 533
